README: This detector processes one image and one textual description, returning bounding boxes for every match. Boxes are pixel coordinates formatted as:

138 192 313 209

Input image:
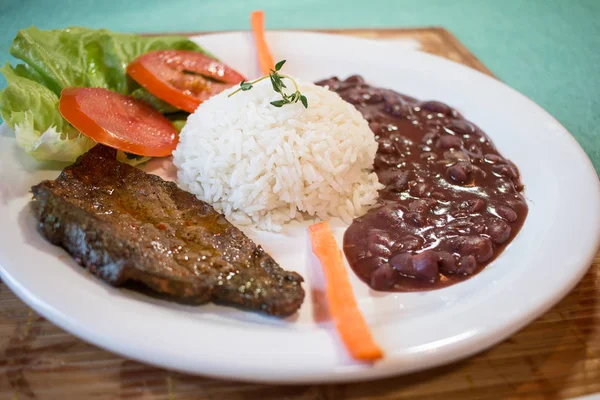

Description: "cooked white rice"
173 77 383 231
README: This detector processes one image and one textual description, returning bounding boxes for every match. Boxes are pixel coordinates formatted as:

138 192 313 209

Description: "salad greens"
0 63 94 161
0 27 208 162
131 87 180 115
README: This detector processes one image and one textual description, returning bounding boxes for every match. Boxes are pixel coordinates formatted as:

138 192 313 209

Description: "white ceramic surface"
0 31 599 383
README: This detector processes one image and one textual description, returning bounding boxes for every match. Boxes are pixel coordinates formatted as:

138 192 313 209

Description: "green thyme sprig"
228 60 308 108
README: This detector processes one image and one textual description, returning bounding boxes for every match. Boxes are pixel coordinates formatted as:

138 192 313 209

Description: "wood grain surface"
1 28 599 400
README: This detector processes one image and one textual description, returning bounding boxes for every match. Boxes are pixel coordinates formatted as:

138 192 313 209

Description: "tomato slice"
126 50 245 113
58 87 178 157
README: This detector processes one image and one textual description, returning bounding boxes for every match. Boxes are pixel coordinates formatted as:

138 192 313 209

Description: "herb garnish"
228 60 308 108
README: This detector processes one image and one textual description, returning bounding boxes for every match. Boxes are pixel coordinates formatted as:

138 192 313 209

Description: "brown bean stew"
316 76 528 292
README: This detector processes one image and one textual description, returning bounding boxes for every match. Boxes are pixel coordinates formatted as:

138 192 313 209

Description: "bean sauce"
316 76 528 292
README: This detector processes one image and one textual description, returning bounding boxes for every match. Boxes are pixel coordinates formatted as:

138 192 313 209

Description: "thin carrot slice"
308 221 384 362
250 10 275 75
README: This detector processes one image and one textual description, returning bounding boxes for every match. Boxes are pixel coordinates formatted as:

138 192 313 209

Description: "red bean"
408 199 432 213
384 102 411 118
390 251 439 281
496 205 517 222
468 199 487 213
375 204 405 228
389 253 411 271
484 153 502 164
367 242 392 258
514 180 525 192
411 251 440 281
443 217 474 236
487 218 511 244
370 264 398 290
405 212 427 226
421 101 452 115
427 119 445 127
398 235 423 251
437 251 458 273
445 120 475 136
436 135 463 149
492 164 518 179
364 91 384 104
425 199 438 208
345 75 365 84
376 168 401 186
388 171 411 192
449 236 494 262
447 162 471 184
496 179 516 194
421 131 439 144
444 150 469 162
410 182 430 197
506 160 520 173
466 144 483 159
472 223 486 234
343 92 363 104
431 191 447 200
457 255 477 275
354 255 386 276
366 230 394 258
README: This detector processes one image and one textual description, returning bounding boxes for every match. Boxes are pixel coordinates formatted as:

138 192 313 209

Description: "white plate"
0 31 599 384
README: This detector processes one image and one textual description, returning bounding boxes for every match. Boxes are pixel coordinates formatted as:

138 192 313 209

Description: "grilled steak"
31 145 305 316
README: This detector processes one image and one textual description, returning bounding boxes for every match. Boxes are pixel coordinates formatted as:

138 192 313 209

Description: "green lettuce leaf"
0 26 209 162
116 151 152 166
170 119 187 133
0 64 96 161
131 87 181 114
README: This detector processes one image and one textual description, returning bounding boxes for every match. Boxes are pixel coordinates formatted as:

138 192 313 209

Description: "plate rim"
0 30 599 384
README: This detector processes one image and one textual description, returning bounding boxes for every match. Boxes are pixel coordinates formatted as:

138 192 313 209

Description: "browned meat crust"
31 145 304 316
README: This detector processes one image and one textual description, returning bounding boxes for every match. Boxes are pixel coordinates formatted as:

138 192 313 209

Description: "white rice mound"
173 77 383 231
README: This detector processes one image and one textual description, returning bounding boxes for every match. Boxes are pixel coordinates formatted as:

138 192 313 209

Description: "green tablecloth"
2 0 598 173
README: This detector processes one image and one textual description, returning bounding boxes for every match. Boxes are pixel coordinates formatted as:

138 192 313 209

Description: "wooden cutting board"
1 28 598 400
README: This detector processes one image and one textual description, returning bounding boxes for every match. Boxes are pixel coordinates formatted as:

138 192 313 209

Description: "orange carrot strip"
250 10 275 75
309 221 384 362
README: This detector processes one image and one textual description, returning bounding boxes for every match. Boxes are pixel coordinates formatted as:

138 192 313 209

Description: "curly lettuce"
0 26 207 162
